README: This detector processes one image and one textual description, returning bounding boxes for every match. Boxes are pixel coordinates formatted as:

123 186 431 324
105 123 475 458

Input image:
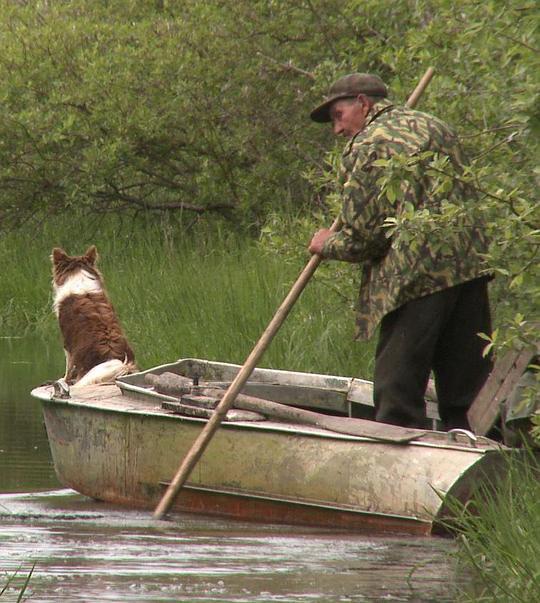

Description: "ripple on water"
0 490 460 602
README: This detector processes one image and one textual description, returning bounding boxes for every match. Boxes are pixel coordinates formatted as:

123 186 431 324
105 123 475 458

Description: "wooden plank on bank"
467 346 537 436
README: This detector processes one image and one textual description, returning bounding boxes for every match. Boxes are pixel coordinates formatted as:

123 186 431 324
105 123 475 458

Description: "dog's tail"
73 358 137 387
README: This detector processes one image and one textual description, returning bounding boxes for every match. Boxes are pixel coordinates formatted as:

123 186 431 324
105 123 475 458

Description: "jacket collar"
365 98 394 127
343 99 394 155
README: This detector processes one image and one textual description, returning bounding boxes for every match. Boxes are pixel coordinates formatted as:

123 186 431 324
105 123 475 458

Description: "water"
0 335 62 492
0 336 460 602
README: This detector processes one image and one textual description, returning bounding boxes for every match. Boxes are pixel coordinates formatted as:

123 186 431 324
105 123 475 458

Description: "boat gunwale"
117 357 368 390
31 384 504 454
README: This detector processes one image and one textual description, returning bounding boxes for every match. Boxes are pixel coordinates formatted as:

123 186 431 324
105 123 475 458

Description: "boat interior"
117 357 440 427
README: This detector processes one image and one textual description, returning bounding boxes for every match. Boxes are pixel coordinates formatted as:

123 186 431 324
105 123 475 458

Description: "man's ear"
356 94 371 115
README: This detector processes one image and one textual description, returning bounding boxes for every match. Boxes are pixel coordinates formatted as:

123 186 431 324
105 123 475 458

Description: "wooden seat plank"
468 347 537 436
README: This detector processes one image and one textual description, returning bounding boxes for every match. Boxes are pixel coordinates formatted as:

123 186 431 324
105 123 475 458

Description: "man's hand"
308 228 333 255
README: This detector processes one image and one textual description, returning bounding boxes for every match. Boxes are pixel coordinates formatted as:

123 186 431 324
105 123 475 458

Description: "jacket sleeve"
321 143 393 263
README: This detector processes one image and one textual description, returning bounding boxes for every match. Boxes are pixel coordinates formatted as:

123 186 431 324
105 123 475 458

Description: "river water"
0 336 460 602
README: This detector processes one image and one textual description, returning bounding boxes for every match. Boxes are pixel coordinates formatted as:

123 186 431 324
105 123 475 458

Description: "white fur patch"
53 270 102 315
72 359 130 387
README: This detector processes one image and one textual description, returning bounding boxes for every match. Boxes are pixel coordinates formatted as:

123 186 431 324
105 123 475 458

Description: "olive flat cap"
310 73 388 123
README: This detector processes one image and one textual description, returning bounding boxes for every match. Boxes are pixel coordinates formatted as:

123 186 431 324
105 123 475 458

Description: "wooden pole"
153 66 435 520
406 67 434 110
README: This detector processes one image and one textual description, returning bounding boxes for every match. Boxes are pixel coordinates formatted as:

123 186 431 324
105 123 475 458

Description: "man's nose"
333 121 344 136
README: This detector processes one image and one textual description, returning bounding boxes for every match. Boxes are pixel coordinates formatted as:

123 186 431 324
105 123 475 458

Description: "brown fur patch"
51 246 137 384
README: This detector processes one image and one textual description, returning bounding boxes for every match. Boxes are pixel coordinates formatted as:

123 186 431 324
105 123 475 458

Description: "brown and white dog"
51 245 137 386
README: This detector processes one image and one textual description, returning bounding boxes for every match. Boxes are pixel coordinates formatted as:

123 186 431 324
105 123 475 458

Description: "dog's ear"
84 245 98 265
51 248 68 264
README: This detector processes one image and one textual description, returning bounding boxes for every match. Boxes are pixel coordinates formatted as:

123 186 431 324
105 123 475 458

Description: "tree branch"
257 52 315 80
498 31 539 53
98 183 235 214
473 130 520 159
459 124 522 138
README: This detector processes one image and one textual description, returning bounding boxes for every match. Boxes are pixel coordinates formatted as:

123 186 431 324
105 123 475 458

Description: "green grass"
0 563 35 601
0 214 374 379
446 450 540 603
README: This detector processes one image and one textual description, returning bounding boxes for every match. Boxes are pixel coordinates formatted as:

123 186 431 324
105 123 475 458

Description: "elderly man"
308 73 493 430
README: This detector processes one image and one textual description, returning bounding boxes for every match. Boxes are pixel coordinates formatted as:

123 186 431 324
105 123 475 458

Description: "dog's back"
51 246 136 385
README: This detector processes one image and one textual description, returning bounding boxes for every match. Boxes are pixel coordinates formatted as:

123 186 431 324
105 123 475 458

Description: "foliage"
0 0 333 228
531 412 540 445
0 0 537 352
444 450 540 603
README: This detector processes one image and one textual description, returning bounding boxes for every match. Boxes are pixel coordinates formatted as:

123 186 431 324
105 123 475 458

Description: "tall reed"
0 562 35 602
0 215 374 378
446 450 540 603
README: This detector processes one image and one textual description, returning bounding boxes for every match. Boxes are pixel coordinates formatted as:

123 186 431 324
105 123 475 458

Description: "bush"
0 0 537 351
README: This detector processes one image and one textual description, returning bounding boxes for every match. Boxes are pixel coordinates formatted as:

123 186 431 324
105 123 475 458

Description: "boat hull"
35 381 507 536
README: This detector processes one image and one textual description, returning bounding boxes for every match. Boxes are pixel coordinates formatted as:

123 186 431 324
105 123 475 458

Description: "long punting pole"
153 66 435 520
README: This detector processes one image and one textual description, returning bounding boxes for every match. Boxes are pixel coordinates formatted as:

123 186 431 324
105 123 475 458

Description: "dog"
51 245 137 386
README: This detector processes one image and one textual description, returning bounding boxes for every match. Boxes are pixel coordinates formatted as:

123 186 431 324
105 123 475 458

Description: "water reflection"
1 490 458 603
0 336 62 491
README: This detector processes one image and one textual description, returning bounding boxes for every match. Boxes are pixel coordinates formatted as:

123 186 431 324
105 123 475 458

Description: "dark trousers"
373 277 493 430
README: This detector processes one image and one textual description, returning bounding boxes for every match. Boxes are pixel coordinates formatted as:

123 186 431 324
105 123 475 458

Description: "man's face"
329 96 370 138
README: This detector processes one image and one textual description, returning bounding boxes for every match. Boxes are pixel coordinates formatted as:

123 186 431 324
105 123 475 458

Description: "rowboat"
31 358 509 536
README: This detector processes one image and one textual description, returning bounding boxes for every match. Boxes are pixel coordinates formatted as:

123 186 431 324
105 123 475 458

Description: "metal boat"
31 358 508 535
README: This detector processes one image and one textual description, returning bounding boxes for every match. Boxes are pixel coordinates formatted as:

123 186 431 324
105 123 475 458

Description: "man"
308 73 492 430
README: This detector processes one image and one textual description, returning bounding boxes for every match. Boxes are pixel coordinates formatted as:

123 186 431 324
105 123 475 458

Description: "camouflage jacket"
322 100 490 340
